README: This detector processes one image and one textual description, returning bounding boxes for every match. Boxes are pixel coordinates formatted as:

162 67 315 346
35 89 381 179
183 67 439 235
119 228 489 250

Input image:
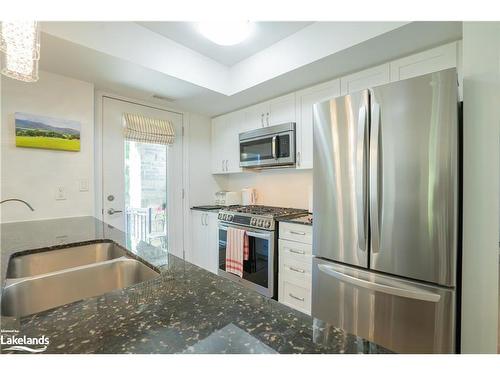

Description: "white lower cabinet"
278 223 313 315
189 210 219 274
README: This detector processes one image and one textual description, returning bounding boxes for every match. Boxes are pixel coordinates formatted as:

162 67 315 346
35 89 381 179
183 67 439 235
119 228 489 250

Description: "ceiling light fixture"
0 21 40 82
198 21 253 46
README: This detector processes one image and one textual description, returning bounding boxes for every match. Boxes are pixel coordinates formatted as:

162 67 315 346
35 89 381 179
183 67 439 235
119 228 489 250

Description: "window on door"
124 140 168 250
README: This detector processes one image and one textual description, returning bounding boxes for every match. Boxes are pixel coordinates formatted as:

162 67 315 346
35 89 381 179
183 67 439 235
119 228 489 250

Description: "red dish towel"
225 227 249 278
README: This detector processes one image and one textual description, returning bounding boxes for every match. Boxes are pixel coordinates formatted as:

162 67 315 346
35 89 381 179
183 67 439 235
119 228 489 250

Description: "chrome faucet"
0 199 35 211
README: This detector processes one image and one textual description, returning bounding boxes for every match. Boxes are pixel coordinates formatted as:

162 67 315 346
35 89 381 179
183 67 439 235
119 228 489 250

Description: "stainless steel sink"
1 243 160 318
6 242 128 278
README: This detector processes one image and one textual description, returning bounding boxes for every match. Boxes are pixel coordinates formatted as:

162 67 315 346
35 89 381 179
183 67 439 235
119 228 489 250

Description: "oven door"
218 223 276 298
239 131 295 168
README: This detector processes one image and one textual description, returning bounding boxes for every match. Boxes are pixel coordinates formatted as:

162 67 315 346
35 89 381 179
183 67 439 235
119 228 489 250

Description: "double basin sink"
1 241 160 318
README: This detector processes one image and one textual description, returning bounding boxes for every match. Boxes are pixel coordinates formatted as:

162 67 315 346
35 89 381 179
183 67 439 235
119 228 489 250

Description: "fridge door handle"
369 100 382 253
317 264 441 303
356 104 368 251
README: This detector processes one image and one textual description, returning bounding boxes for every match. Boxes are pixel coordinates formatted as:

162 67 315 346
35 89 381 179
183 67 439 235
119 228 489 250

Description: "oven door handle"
219 225 271 240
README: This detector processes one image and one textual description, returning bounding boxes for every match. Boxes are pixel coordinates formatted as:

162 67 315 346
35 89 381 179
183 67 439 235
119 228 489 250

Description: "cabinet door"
268 93 296 126
390 42 457 82
211 116 226 174
340 63 390 96
225 111 244 173
206 212 219 274
244 102 268 130
189 211 206 267
296 79 340 169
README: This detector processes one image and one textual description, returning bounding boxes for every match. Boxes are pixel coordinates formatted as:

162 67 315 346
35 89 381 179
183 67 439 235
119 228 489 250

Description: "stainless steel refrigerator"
312 68 459 354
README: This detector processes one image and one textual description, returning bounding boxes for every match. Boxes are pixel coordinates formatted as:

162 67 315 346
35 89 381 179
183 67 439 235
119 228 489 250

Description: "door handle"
289 266 305 274
369 99 382 253
289 230 305 236
356 103 368 252
266 112 270 126
107 208 123 215
261 113 264 127
225 160 229 171
317 264 441 302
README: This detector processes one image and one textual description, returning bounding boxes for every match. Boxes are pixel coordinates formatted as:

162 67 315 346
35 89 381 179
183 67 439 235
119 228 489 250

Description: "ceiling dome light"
198 21 253 46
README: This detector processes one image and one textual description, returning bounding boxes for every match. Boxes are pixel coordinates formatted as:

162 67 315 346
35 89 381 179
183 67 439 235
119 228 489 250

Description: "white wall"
461 22 500 353
224 169 312 210
1 71 95 223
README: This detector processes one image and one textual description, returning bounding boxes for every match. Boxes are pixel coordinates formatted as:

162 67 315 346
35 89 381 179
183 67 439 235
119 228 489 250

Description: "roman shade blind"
123 113 175 145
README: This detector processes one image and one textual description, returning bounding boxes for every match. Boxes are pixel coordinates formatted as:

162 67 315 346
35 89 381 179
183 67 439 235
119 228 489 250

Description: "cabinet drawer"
280 258 312 287
279 223 312 244
280 280 311 315
279 239 312 263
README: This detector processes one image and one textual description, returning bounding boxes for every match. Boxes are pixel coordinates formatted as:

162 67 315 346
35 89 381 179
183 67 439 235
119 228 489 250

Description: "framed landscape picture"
15 112 81 152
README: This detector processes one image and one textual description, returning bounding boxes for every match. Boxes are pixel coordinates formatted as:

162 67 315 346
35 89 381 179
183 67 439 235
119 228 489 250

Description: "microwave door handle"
317 264 441 303
272 135 278 159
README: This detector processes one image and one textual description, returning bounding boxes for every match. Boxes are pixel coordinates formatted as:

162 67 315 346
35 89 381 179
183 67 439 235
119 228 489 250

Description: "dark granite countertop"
0 216 389 354
277 213 313 226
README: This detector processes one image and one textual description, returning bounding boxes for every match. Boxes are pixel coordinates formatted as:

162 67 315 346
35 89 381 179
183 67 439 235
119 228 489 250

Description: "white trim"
94 90 188 258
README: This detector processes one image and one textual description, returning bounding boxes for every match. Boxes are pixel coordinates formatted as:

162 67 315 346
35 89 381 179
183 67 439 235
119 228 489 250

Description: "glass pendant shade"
0 21 40 82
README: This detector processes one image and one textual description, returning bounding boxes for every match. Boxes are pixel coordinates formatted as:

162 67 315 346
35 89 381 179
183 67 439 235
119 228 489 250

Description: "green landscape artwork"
15 112 81 152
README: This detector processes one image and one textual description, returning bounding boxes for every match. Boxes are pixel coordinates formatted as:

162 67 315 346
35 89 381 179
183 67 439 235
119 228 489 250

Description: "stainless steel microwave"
239 123 296 168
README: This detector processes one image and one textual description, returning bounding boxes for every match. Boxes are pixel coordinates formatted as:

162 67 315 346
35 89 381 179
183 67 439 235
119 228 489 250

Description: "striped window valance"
123 113 175 145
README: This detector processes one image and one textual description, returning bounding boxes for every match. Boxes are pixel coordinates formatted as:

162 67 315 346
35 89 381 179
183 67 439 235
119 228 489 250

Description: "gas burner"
218 205 308 230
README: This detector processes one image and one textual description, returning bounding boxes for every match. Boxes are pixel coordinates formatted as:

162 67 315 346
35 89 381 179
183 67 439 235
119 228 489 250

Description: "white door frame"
94 91 189 258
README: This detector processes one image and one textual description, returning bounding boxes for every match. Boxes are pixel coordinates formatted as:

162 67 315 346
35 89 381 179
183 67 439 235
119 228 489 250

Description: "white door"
101 97 184 258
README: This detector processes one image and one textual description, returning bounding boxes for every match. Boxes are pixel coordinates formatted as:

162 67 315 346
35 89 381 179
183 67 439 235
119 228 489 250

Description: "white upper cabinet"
296 79 340 169
211 115 226 174
340 63 391 96
244 102 269 130
243 93 296 130
267 93 296 126
390 42 458 82
211 111 244 174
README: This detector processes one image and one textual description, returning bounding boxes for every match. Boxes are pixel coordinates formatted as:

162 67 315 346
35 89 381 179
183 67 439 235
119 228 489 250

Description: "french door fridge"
311 68 459 353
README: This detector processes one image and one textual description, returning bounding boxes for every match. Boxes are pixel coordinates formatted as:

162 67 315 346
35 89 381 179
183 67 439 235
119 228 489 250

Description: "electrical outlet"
79 178 89 192
55 186 66 200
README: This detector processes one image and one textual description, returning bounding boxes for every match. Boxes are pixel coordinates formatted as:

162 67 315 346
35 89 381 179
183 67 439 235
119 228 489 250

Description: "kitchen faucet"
0 198 35 211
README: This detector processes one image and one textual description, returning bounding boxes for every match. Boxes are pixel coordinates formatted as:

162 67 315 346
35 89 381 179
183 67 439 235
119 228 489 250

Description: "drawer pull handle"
289 230 306 236
289 249 305 255
289 266 305 274
289 293 305 302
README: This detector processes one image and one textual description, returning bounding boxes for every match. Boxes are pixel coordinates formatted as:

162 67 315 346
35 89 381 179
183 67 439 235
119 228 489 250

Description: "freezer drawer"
312 258 456 353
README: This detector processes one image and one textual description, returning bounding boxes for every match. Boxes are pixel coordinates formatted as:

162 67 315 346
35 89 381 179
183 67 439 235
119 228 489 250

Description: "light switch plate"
78 178 89 192
55 186 66 200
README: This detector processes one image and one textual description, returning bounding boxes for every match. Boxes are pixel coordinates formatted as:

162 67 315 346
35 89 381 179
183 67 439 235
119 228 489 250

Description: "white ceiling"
37 21 462 117
137 21 313 66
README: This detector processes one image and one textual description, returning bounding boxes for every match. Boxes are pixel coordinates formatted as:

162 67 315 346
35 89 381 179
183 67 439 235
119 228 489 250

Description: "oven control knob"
265 221 271 228
222 214 227 220
228 215 233 221
258 219 263 227
218 213 222 220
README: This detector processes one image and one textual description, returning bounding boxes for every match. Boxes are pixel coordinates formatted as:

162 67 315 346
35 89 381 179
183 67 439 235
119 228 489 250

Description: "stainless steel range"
217 205 307 299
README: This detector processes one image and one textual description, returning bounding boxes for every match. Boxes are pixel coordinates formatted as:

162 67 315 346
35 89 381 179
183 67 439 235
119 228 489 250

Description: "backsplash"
223 168 312 210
